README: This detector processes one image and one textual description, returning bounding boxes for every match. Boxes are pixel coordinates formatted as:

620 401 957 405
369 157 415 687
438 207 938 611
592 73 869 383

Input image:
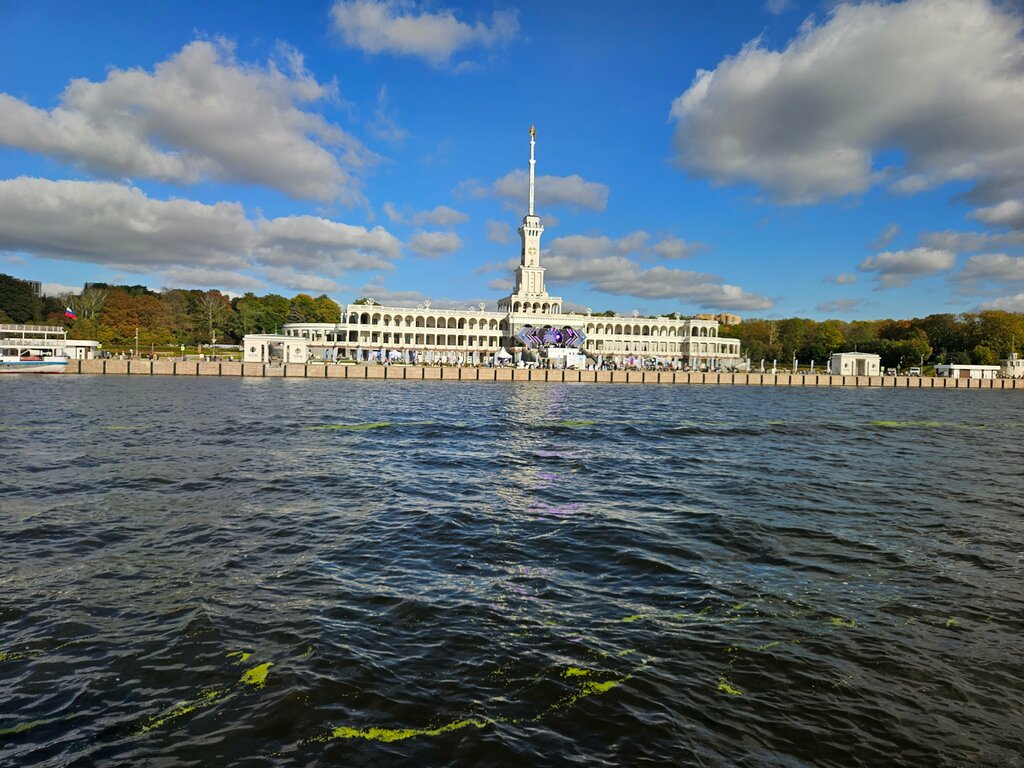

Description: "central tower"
499 126 562 316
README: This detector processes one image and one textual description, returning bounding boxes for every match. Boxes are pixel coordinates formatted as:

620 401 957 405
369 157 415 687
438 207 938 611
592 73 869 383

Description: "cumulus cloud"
331 0 518 68
953 252 1024 296
923 228 1024 252
257 267 345 294
980 293 1024 311
409 230 463 257
651 234 705 259
254 215 401 273
411 205 469 226
492 170 609 211
858 247 956 289
0 40 375 203
156 267 265 293
542 233 772 311
0 177 400 292
824 273 857 285
382 201 404 223
487 277 512 292
485 220 515 243
670 0 1024 205
968 200 1024 230
354 280 491 309
815 298 863 314
0 177 252 269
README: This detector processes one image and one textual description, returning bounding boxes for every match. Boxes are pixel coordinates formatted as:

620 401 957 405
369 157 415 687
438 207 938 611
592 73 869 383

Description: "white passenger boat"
0 324 70 373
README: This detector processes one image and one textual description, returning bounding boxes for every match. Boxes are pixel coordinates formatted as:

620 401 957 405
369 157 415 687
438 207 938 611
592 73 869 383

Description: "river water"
1 376 1022 767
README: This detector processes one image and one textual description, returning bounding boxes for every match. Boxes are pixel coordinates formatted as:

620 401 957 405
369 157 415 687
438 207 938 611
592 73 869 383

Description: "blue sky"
2 0 1024 319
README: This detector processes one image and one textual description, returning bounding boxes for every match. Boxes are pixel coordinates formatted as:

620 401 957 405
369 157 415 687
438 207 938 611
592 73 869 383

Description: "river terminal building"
276 128 743 369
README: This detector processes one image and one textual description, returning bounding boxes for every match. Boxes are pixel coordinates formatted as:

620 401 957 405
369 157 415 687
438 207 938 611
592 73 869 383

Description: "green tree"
0 273 37 322
312 294 341 323
288 293 317 323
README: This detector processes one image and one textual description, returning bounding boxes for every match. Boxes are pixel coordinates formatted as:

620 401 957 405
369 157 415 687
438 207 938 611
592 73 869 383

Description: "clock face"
528 247 537 256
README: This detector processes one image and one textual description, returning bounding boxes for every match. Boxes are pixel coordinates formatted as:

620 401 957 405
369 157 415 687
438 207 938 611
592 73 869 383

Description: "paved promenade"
65 359 1024 389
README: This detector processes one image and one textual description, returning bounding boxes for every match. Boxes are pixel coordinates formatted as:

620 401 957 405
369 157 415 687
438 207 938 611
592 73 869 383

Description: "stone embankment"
66 359 1024 389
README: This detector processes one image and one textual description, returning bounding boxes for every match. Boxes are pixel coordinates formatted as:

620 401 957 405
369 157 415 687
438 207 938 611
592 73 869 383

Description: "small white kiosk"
242 334 309 364
828 352 881 376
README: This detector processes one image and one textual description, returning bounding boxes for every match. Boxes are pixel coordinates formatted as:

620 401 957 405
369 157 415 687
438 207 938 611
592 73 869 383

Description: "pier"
64 359 1024 388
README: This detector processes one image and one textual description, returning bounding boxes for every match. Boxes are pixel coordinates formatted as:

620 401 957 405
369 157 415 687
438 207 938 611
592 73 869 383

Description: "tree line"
728 314 1024 368
0 274 339 348
4 273 1024 362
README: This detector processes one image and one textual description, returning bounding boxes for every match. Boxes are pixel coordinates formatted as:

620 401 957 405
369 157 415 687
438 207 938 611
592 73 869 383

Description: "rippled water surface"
1 376 1023 767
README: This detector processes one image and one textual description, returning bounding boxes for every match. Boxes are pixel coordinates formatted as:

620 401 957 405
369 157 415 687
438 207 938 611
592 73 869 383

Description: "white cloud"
953 253 1024 296
980 293 1024 311
254 215 401 273
652 234 705 259
156 267 265 293
409 230 463 257
869 223 900 250
0 40 375 203
330 0 518 68
543 233 772 311
492 170 609 211
41 282 83 297
487 277 512 292
411 205 469 226
858 247 956 289
485 220 515 244
815 298 863 314
382 202 404 223
0 177 401 294
923 228 1024 252
368 84 408 144
0 177 252 269
354 280 491 309
257 267 345 294
670 0 1024 204
824 273 857 285
968 200 1024 230
764 0 794 15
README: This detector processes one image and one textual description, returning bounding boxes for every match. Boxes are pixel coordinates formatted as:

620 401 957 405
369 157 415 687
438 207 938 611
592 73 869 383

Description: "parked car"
908 367 921 376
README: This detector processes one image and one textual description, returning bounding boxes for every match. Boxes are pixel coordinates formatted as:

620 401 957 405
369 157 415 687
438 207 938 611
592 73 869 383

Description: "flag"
65 307 78 320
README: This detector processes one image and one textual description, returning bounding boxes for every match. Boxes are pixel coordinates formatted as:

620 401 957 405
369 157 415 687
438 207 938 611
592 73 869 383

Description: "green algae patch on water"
142 690 222 733
717 678 744 696
240 662 273 688
326 718 490 743
945 617 959 628
829 617 857 629
563 666 591 678
620 614 643 623
226 650 252 665
871 420 986 430
303 422 392 431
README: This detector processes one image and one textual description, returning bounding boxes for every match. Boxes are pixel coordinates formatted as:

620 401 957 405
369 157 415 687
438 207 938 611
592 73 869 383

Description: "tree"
312 294 341 323
288 293 317 323
0 273 37 323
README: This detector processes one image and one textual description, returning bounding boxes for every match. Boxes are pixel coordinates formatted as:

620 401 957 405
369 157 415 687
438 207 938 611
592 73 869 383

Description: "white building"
283 128 743 369
828 352 881 376
242 334 309 364
936 364 1000 380
1003 353 1024 379
65 339 101 360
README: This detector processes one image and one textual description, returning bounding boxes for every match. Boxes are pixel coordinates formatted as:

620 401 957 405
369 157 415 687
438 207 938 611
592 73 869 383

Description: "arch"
360 313 370 324
349 313 358 323
642 325 651 336
426 317 436 328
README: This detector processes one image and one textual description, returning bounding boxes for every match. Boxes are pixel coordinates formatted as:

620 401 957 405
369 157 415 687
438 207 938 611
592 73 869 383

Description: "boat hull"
0 359 68 373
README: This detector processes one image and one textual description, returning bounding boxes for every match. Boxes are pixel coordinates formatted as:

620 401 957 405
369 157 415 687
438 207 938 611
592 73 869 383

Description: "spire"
528 125 536 217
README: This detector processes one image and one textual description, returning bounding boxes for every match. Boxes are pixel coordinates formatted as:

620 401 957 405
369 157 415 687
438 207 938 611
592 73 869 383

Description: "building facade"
283 128 742 369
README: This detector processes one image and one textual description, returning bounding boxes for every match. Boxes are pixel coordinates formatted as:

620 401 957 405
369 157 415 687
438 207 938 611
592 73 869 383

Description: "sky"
2 0 1024 320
